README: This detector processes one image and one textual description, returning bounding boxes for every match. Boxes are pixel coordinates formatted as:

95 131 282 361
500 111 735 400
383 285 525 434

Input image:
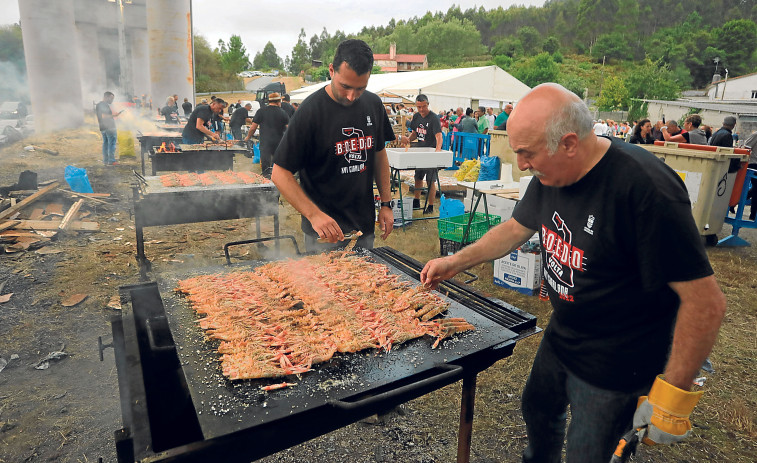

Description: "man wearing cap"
271 39 395 251
229 102 253 141
709 116 737 148
244 93 289 177
181 98 225 144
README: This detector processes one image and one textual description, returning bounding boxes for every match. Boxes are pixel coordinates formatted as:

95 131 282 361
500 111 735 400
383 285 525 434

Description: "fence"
448 131 491 166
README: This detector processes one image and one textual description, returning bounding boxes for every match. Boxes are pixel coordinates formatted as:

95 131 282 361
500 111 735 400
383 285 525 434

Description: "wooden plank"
28 208 45 220
59 199 84 230
0 231 52 238
44 203 65 215
0 182 60 221
13 220 99 231
479 188 520 195
68 191 111 205
70 192 111 198
0 221 20 232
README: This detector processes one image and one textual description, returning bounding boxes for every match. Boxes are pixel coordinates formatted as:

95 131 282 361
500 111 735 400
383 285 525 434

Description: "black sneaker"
413 198 421 209
423 204 434 214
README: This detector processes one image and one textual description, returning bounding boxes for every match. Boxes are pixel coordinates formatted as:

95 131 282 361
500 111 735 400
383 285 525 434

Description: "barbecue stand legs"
457 371 477 463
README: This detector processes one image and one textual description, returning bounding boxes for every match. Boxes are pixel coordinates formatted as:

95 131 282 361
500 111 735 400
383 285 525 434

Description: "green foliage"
596 76 629 110
624 59 681 101
542 36 560 54
591 32 632 63
713 19 757 75
415 18 486 66
194 35 243 93
510 53 560 87
253 42 283 70
287 29 311 75
557 74 587 99
0 24 24 70
492 37 523 58
217 35 250 74
492 54 513 70
517 26 541 55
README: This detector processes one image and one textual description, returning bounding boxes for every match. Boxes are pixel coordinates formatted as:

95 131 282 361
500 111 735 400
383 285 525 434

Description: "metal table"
135 131 183 176
132 175 279 275
108 246 539 463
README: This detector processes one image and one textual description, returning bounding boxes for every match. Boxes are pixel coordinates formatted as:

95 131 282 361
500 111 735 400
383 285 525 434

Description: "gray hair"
165 96 174 105
545 100 593 154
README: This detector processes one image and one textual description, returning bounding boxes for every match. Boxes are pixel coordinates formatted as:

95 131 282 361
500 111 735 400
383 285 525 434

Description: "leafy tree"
542 36 560 54
0 24 26 101
713 19 757 75
624 59 680 120
591 32 632 63
557 74 588 99
492 54 513 70
217 35 250 74
517 26 541 55
288 28 311 75
492 37 523 58
194 35 243 93
253 42 283 70
414 18 485 66
596 75 629 110
510 52 560 87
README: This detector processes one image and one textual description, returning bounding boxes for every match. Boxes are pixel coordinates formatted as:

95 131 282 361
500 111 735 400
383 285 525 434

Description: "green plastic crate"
438 212 501 243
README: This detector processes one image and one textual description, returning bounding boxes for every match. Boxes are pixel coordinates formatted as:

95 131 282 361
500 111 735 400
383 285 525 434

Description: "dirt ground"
0 122 755 463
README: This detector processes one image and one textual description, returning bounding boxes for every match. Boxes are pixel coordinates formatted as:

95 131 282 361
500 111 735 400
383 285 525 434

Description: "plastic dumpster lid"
644 141 747 159
653 141 748 155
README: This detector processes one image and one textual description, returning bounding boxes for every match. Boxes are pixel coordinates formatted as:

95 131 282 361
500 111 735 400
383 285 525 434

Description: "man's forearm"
449 218 535 271
270 165 321 221
665 276 726 389
374 150 392 201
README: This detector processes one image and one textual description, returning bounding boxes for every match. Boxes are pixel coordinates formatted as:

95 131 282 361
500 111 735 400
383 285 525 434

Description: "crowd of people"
594 115 743 148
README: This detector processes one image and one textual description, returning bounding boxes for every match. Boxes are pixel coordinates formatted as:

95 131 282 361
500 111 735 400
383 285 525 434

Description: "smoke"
0 60 29 103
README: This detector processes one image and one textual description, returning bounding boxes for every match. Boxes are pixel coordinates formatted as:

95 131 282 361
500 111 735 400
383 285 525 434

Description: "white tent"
290 66 530 111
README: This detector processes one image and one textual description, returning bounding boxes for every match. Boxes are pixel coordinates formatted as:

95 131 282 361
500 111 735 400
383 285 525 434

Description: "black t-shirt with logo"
275 87 395 237
409 111 442 148
512 137 713 392
182 104 213 142
252 105 289 154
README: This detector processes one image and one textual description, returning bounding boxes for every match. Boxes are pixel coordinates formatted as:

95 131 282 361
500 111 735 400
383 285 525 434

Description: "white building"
289 66 531 112
706 72 757 101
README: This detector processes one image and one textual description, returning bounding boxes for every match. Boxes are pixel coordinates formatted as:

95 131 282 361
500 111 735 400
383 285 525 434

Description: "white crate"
375 197 414 222
493 250 542 295
386 147 453 169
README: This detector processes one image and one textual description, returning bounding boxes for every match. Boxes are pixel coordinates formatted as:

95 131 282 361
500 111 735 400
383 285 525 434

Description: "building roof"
642 99 757 116
290 66 531 104
374 54 427 63
709 70 757 86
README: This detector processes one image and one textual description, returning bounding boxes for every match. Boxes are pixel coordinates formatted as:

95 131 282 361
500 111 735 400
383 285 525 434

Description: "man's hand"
420 257 461 289
210 132 220 141
377 206 394 240
633 375 703 446
308 210 344 243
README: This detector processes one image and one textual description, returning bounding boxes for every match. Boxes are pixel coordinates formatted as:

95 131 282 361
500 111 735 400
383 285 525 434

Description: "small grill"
135 131 184 176
132 174 279 274
110 245 539 463
147 144 249 176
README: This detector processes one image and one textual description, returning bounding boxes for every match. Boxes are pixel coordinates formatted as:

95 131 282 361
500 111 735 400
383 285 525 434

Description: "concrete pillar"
19 0 84 132
74 0 110 107
126 0 151 100
146 0 194 106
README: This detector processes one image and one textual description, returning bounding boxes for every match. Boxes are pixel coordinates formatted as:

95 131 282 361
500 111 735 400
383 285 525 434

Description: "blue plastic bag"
478 155 500 181
253 143 260 164
64 165 94 193
439 194 465 219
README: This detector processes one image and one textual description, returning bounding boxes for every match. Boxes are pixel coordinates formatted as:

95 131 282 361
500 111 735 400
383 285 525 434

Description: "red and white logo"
542 212 585 289
335 127 372 163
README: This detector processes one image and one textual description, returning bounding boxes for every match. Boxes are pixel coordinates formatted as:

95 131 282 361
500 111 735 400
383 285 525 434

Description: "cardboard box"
493 249 542 295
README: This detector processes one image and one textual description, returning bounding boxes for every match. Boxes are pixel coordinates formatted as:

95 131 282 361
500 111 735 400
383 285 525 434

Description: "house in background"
707 72 757 100
374 43 428 72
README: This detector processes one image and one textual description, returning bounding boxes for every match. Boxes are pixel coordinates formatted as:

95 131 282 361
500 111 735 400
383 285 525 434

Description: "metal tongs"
317 230 362 243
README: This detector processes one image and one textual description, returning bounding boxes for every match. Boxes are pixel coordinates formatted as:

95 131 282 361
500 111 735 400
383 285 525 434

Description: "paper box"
493 249 542 295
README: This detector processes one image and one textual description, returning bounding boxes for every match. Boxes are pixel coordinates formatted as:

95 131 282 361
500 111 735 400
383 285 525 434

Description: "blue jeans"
521 338 650 463
101 129 117 165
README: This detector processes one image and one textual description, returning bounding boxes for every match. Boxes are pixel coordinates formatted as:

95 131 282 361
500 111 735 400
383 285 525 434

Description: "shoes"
110 162 120 166
423 204 434 214
412 198 421 209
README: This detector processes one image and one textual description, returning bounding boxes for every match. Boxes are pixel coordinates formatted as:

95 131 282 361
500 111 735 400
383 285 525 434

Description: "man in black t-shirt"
230 103 252 141
420 83 726 462
400 94 443 214
181 99 225 144
709 116 736 147
272 39 395 251
281 94 295 118
182 98 193 117
244 94 288 177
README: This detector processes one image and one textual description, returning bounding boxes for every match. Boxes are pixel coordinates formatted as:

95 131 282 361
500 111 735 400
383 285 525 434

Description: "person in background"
420 82 726 463
244 93 289 178
494 103 513 130
95 91 123 166
181 98 225 144
629 118 654 144
459 108 478 133
702 125 713 142
182 97 193 117
476 106 490 134
742 130 757 220
229 102 252 141
292 102 299 111
272 39 395 252
710 116 736 148
281 94 296 118
661 120 682 141
160 96 179 124
171 94 180 115
666 115 707 145
400 94 443 214
485 107 496 129
593 119 608 136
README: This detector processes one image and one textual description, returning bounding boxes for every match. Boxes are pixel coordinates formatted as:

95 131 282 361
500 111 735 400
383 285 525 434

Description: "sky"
1 1 546 63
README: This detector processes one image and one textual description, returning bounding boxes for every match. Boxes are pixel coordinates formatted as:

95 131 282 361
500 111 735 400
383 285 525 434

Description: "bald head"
509 83 593 153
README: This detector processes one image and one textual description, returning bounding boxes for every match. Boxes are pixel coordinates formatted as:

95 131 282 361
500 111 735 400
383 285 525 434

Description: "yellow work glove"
632 375 703 445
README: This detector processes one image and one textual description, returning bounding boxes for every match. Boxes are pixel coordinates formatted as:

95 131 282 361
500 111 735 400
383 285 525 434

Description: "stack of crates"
438 212 501 255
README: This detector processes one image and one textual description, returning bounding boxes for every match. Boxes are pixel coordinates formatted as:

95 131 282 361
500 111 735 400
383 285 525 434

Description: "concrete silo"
19 0 84 132
146 0 194 106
